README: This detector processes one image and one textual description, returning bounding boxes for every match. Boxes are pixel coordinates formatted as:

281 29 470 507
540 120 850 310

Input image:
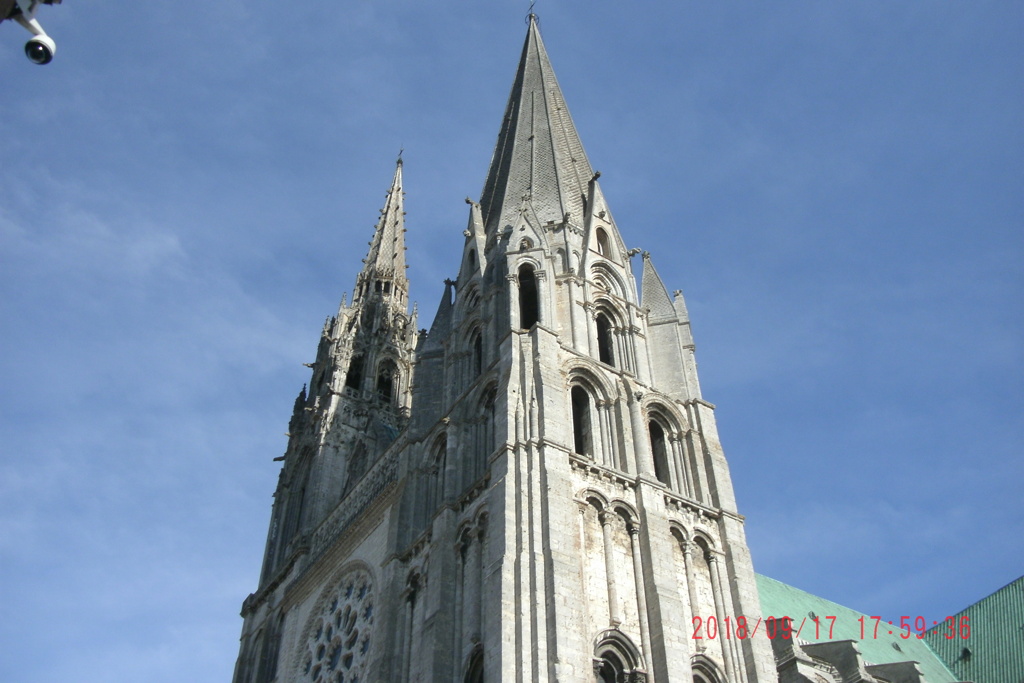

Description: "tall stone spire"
479 14 594 235
251 159 417 591
355 158 408 305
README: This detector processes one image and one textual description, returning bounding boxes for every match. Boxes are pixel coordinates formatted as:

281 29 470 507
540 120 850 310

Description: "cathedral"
232 15 963 683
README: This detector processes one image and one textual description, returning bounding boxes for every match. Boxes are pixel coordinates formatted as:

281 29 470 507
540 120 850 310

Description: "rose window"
301 568 374 683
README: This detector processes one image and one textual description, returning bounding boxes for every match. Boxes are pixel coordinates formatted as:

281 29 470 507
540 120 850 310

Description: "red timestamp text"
859 615 970 641
690 615 970 641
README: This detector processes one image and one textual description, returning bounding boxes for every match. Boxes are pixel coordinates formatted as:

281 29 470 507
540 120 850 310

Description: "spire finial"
397 147 404 165
527 0 537 21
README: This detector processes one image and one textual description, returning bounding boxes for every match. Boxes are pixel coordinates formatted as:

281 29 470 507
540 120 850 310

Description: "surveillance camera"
25 34 55 65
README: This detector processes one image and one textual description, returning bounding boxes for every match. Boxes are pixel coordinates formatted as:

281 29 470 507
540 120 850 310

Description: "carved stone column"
599 510 621 626
683 540 703 653
628 522 653 674
707 551 738 683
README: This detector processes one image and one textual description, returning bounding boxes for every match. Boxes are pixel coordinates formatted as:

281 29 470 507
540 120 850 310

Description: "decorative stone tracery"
298 567 375 683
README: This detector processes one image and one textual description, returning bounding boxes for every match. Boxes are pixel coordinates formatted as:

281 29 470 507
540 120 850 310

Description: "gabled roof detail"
421 279 454 354
640 253 679 323
756 574 960 683
479 14 594 236
357 159 407 298
925 574 1024 683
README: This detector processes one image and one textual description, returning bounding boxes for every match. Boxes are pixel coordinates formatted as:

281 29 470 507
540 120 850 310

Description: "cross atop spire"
478 13 594 235
356 159 408 304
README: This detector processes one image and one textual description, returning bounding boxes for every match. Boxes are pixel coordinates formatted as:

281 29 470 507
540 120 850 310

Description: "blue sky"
1 2 1021 680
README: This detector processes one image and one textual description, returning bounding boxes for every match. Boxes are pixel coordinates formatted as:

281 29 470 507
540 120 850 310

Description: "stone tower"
234 15 777 683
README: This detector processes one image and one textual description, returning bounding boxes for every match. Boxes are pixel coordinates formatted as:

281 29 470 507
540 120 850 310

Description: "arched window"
593 630 643 683
255 616 284 683
482 388 497 460
376 360 397 404
596 312 615 366
691 655 725 683
427 434 447 517
596 228 609 256
471 328 483 377
464 649 484 683
518 264 539 329
345 355 364 391
571 386 592 456
596 652 624 683
282 479 307 544
649 420 670 487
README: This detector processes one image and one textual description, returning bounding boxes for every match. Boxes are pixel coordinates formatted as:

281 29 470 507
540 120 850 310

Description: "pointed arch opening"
518 264 539 329
345 355 364 392
597 652 624 683
593 629 644 683
595 227 610 257
427 433 447 517
483 386 498 458
596 312 615 366
648 420 670 487
470 327 483 377
376 359 398 404
571 385 593 457
463 648 484 683
646 404 692 495
691 655 726 683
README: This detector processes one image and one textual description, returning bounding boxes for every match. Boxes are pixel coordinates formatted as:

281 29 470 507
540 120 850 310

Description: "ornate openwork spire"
478 14 594 235
356 158 408 303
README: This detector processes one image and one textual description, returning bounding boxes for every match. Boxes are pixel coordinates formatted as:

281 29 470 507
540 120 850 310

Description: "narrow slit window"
650 420 671 487
346 355 364 390
596 313 614 366
571 386 592 456
518 265 539 329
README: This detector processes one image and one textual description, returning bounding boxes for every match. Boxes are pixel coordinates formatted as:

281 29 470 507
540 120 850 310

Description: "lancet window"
596 312 615 366
568 374 619 469
595 227 610 257
376 359 398 404
518 264 539 329
571 386 593 457
470 328 483 378
345 355 364 392
645 405 693 497
426 434 447 518
649 420 670 487
464 649 484 683
455 514 487 680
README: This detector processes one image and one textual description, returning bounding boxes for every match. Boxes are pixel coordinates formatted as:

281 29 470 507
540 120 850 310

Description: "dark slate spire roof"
478 14 594 235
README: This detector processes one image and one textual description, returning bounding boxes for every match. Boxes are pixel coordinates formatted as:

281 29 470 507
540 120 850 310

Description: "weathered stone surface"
233 16 778 683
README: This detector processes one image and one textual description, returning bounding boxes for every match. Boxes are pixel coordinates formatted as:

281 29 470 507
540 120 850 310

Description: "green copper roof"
924 575 1024 683
756 574 959 683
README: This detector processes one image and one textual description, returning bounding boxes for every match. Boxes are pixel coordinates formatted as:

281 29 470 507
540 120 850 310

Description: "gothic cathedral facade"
234 16 777 683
